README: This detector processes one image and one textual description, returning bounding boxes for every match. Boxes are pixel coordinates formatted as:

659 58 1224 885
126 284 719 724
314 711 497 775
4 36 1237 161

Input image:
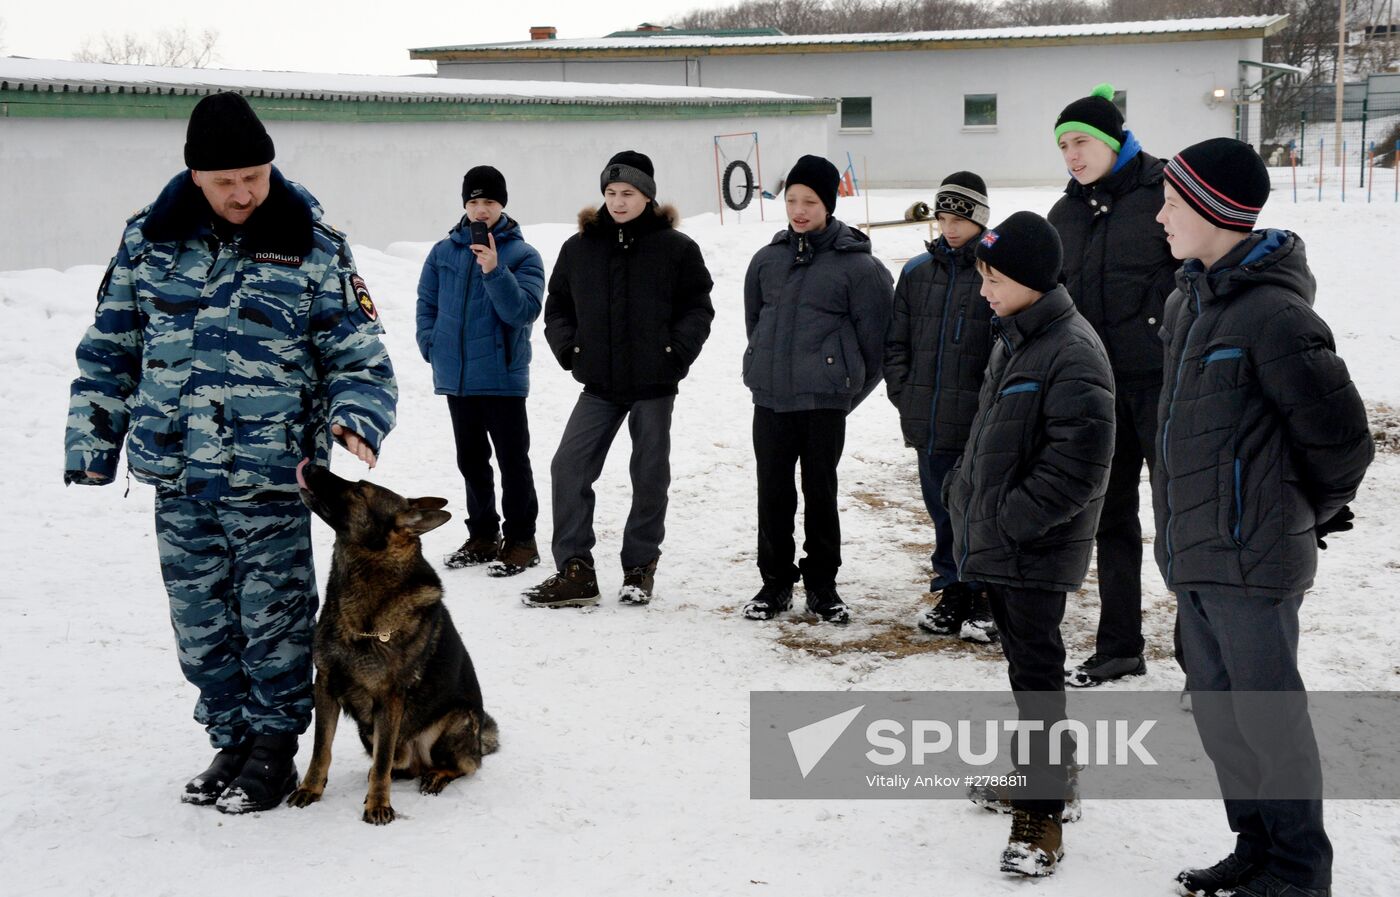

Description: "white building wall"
439 37 1262 186
0 113 827 270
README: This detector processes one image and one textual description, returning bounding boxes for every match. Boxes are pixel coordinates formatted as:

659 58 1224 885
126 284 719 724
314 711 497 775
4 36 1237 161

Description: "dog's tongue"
295 458 310 490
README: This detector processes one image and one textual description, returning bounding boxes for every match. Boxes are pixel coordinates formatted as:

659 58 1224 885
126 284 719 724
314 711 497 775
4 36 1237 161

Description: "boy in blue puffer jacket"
417 165 546 576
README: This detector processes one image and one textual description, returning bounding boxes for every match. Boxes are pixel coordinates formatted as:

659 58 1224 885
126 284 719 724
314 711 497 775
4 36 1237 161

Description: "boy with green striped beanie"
1047 83 1182 691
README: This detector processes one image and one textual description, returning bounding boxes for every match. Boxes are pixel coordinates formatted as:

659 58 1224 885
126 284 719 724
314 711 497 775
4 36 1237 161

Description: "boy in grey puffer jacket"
740 155 893 624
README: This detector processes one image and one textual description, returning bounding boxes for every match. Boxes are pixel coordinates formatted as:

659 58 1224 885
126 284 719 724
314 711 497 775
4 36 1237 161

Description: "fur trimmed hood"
577 202 680 236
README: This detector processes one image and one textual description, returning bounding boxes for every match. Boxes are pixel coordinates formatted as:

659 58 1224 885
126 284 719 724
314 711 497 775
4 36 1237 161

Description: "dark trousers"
550 391 674 570
753 406 846 588
986 584 1070 816
446 395 538 541
1178 590 1332 890
916 450 963 591
1094 382 1160 659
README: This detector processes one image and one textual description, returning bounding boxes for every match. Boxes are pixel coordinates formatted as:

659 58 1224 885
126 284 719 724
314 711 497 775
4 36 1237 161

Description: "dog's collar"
355 630 394 643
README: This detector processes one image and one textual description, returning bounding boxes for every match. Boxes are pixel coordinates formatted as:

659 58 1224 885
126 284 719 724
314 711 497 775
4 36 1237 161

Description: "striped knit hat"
1163 138 1270 233
935 171 990 227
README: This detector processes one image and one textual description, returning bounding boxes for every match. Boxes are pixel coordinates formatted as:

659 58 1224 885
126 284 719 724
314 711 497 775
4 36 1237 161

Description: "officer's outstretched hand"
1316 505 1355 550
332 423 377 469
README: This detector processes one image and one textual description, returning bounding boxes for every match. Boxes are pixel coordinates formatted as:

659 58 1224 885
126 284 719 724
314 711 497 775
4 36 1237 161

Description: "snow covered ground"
2 185 1397 896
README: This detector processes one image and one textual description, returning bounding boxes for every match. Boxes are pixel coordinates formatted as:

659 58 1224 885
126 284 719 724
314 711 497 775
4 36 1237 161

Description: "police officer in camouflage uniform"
64 93 397 814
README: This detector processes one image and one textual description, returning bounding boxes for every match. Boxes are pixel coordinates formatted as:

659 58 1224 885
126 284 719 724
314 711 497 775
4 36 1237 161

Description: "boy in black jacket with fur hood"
525 151 714 609
944 211 1116 877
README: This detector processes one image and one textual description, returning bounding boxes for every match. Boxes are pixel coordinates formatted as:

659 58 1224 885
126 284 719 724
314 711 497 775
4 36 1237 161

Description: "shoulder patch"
348 274 378 322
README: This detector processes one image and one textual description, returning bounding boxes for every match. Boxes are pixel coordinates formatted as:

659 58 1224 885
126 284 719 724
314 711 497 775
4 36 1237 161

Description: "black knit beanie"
462 165 508 207
975 211 1063 294
184 92 275 171
1054 83 1126 153
935 171 990 227
1164 138 1270 233
785 154 840 216
600 150 657 200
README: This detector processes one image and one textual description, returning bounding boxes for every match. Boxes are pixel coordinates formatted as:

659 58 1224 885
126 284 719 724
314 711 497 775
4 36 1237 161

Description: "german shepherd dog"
288 462 499 824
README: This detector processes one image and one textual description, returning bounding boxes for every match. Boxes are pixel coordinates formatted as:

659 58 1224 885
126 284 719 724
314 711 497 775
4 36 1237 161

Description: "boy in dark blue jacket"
883 171 996 641
417 165 546 576
1156 138 1372 897
945 212 1116 876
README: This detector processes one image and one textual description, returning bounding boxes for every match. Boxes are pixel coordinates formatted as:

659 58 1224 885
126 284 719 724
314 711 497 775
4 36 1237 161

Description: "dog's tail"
479 710 501 755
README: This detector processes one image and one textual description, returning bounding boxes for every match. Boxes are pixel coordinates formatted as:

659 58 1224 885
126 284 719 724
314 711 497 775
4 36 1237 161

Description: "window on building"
840 97 872 130
963 94 997 127
1113 90 1127 118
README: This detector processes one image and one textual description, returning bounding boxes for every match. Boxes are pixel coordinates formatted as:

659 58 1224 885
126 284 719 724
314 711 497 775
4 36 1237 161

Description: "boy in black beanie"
740 154 893 624
1050 83 1180 688
417 164 545 576
1155 138 1371 897
528 150 715 608
883 170 998 641
944 210 1115 876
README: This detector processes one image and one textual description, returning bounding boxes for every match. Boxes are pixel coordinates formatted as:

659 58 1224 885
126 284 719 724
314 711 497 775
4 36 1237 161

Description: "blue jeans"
917 450 962 591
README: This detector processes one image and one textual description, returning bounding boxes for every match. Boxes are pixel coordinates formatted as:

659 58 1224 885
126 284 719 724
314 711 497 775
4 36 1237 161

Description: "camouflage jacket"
65 168 398 501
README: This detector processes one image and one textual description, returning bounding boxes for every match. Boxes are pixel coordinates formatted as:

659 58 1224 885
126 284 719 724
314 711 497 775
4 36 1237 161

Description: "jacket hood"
449 212 524 246
577 202 679 236
1180 229 1316 307
1064 139 1164 199
141 166 320 257
766 218 873 255
992 285 1076 353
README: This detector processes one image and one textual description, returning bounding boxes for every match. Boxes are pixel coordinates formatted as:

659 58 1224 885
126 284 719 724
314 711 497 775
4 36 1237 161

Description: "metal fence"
1265 73 1400 187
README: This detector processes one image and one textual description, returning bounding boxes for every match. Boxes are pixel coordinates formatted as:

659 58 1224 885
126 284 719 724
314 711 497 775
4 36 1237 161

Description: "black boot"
1176 853 1266 896
215 732 299 814
181 743 251 806
804 584 850 625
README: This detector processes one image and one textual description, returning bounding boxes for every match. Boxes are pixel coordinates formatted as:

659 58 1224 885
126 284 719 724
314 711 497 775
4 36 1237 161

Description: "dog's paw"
419 771 459 795
362 803 396 825
287 787 322 808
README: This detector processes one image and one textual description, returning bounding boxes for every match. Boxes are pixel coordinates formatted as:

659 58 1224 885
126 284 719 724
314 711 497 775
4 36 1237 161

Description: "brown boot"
999 808 1063 876
522 558 599 608
968 766 1081 823
444 532 499 569
487 538 540 578
618 558 658 605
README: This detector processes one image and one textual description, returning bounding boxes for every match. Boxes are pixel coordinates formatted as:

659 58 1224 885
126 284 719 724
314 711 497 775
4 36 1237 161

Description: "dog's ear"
397 508 452 536
408 496 450 512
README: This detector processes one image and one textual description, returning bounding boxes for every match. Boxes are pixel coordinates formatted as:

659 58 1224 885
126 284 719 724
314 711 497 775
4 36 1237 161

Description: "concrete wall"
0 112 827 270
441 37 1262 186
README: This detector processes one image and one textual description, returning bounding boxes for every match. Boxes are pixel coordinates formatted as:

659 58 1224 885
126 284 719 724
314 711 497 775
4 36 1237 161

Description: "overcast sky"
1 1 714 75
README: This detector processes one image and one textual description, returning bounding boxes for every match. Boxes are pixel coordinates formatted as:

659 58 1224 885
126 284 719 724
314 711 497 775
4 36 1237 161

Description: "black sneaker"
619 557 659 605
959 588 999 643
805 584 850 625
445 532 499 568
181 743 251 806
916 582 974 635
1177 853 1267 897
522 558 600 608
1065 653 1147 688
215 733 298 814
1232 871 1330 897
742 581 793 620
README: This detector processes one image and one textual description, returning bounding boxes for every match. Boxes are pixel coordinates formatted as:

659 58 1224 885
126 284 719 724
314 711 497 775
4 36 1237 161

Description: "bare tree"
74 26 219 67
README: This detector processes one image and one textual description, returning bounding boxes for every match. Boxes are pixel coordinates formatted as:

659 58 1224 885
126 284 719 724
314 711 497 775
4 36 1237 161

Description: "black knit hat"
1164 138 1270 233
975 211 1063 294
1054 83 1126 153
600 150 656 199
462 165 508 207
184 92 275 171
935 171 990 227
785 154 840 216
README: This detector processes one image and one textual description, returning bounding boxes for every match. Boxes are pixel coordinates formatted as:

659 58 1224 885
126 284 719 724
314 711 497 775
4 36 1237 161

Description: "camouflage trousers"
154 493 317 748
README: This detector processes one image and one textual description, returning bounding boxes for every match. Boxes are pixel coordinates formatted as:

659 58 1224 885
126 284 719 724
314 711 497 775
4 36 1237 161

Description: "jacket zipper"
1160 281 1205 583
1232 457 1244 546
926 262 957 454
957 336 1014 579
